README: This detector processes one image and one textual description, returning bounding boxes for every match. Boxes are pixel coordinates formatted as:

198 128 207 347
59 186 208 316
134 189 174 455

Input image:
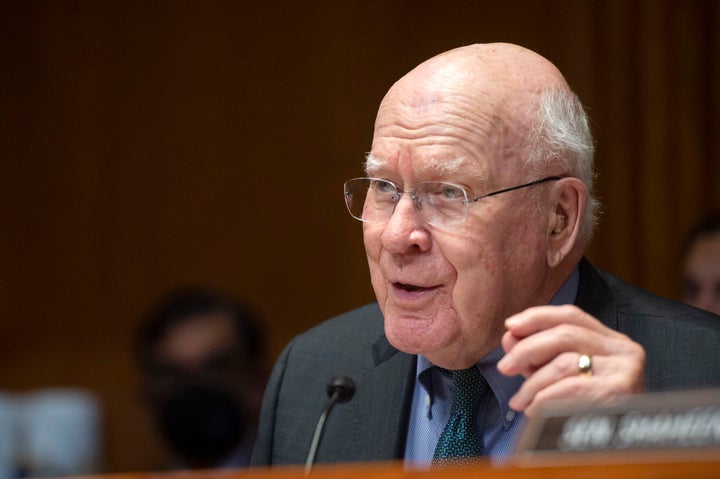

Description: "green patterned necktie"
432 367 489 465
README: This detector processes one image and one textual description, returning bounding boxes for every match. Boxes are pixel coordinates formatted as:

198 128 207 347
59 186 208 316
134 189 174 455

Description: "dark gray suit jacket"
251 259 720 466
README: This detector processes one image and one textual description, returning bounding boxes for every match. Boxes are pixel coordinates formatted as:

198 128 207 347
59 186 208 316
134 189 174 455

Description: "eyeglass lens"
344 178 468 226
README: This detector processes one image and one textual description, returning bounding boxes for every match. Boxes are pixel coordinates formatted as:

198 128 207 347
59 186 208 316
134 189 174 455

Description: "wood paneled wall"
1 0 718 473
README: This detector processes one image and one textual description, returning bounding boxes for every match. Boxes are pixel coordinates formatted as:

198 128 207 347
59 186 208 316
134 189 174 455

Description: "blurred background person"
135 288 267 470
681 211 720 315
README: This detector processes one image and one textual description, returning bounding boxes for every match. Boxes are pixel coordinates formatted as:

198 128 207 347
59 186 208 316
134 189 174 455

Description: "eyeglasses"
343 176 562 227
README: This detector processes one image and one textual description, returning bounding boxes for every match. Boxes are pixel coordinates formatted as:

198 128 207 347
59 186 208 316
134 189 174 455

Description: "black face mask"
156 384 247 467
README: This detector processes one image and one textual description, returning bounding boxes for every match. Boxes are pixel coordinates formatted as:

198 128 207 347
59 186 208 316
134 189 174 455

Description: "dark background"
2 0 719 473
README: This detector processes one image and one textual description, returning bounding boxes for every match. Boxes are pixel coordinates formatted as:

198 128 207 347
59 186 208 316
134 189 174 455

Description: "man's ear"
547 177 587 267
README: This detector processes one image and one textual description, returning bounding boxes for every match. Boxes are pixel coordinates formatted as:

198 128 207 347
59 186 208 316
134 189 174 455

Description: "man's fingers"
507 351 579 411
519 376 603 417
507 352 643 413
504 304 611 340
498 304 646 416
498 323 625 377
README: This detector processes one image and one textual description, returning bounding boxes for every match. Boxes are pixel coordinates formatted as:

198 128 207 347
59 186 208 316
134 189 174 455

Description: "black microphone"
304 375 356 475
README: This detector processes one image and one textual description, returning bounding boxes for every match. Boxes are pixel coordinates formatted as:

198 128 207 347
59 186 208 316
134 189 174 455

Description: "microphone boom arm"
304 376 356 475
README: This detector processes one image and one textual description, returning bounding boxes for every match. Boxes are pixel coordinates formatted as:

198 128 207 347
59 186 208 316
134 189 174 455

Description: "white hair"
363 152 384 175
525 87 599 240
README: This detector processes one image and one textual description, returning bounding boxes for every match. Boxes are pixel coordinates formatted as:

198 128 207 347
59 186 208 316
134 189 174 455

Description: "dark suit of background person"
251 43 720 466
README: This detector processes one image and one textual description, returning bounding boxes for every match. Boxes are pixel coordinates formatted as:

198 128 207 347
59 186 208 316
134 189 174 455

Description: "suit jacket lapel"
354 334 416 461
575 257 619 330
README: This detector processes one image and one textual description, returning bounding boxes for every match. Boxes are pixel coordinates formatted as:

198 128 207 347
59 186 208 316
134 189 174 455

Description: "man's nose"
380 194 431 253
390 193 422 222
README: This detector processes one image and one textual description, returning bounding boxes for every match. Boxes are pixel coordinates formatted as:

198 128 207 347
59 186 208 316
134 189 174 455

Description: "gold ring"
578 354 593 376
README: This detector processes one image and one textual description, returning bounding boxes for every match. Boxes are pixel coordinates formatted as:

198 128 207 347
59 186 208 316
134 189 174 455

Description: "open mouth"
397 283 420 292
394 282 437 293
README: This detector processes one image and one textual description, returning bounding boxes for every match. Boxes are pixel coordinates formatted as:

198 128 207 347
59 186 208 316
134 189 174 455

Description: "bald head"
400 43 568 95
373 43 569 163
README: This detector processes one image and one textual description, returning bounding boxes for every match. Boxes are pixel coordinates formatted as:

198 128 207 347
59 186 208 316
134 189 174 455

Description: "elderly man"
251 43 720 467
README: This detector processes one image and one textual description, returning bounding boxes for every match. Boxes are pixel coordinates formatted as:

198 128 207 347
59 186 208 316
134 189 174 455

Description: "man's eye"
437 184 464 199
373 180 395 193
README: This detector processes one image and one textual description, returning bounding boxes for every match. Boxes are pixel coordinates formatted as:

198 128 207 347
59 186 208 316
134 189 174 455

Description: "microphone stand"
304 376 355 475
